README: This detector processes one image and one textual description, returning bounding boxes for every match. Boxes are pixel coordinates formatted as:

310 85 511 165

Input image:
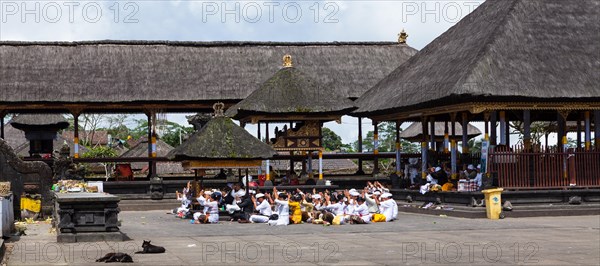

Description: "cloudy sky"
3 0 517 145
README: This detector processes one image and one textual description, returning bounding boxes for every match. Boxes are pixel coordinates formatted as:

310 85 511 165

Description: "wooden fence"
488 145 600 189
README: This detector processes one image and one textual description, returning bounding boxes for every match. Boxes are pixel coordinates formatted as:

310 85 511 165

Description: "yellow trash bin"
482 188 504 220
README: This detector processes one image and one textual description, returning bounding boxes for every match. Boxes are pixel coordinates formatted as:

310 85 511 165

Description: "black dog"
135 240 166 254
96 252 133 263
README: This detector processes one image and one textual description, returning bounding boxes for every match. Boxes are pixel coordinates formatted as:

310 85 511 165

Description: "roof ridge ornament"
283 54 293 67
398 29 408 44
213 102 225 117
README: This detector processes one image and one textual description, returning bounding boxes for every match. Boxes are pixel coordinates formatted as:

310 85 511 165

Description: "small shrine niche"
272 121 322 151
10 114 69 158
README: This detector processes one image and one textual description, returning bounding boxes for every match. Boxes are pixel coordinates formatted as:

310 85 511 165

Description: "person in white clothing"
474 164 483 190
323 194 344 216
267 188 289 226
196 191 221 224
378 193 396 222
249 193 272 223
349 197 371 224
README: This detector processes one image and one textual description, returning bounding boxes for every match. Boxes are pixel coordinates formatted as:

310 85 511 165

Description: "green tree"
467 138 483 154
161 125 195 147
82 146 118 180
322 127 343 151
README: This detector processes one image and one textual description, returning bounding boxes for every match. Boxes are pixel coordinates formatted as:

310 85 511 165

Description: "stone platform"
53 192 125 243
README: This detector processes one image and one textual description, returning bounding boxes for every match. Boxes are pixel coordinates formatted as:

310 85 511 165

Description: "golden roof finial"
213 102 225 117
283 54 293 67
398 29 408 44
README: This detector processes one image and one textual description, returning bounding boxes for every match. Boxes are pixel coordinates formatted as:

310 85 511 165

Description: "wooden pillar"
395 121 402 175
462 112 469 154
557 112 566 150
499 111 507 145
257 122 261 141
576 115 582 149
505 114 510 146
523 110 533 186
429 117 435 151
594 111 600 150
264 122 270 181
307 151 313 177
73 113 80 158
265 122 270 143
443 121 449 153
450 113 457 179
266 159 271 181
318 150 323 180
373 121 379 175
0 112 5 139
484 112 490 140
357 117 363 174
523 110 531 150
583 111 592 151
490 111 497 145
147 112 157 177
421 117 428 180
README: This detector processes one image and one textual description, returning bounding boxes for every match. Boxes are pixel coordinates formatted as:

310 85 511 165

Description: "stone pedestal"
53 192 124 243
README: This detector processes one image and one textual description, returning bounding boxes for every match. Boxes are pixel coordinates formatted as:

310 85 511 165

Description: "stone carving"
105 207 120 232
57 208 75 233
0 138 53 214
53 159 86 181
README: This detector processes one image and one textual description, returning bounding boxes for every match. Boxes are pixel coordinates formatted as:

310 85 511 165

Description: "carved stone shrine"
53 192 124 243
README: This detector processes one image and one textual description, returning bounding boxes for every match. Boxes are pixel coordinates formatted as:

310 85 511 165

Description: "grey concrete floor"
4 211 600 265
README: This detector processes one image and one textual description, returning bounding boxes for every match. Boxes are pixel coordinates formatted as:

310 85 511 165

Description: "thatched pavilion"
400 122 481 149
168 103 276 194
355 0 599 188
227 54 357 185
0 40 416 178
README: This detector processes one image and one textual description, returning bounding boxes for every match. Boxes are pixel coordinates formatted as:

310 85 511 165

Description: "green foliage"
322 127 343 151
82 146 118 158
468 138 483 154
161 125 195 148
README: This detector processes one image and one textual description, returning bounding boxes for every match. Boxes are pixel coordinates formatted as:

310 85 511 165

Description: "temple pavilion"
227 55 357 185
355 0 599 188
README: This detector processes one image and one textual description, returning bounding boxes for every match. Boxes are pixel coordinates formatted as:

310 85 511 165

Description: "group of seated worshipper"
174 181 398 225
418 163 483 194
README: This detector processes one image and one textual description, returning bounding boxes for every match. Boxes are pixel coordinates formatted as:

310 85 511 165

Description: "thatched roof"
120 136 174 170
0 41 416 109
120 137 174 158
62 130 110 146
400 122 481 142
2 122 27 149
167 116 276 160
355 0 600 117
10 114 69 131
227 65 356 119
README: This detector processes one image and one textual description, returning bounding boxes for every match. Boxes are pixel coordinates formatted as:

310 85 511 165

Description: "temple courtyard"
4 211 599 265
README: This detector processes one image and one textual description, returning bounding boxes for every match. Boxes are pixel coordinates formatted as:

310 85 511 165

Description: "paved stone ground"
4 211 599 265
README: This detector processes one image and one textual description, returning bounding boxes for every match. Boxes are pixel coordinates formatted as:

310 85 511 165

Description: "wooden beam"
182 160 262 169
